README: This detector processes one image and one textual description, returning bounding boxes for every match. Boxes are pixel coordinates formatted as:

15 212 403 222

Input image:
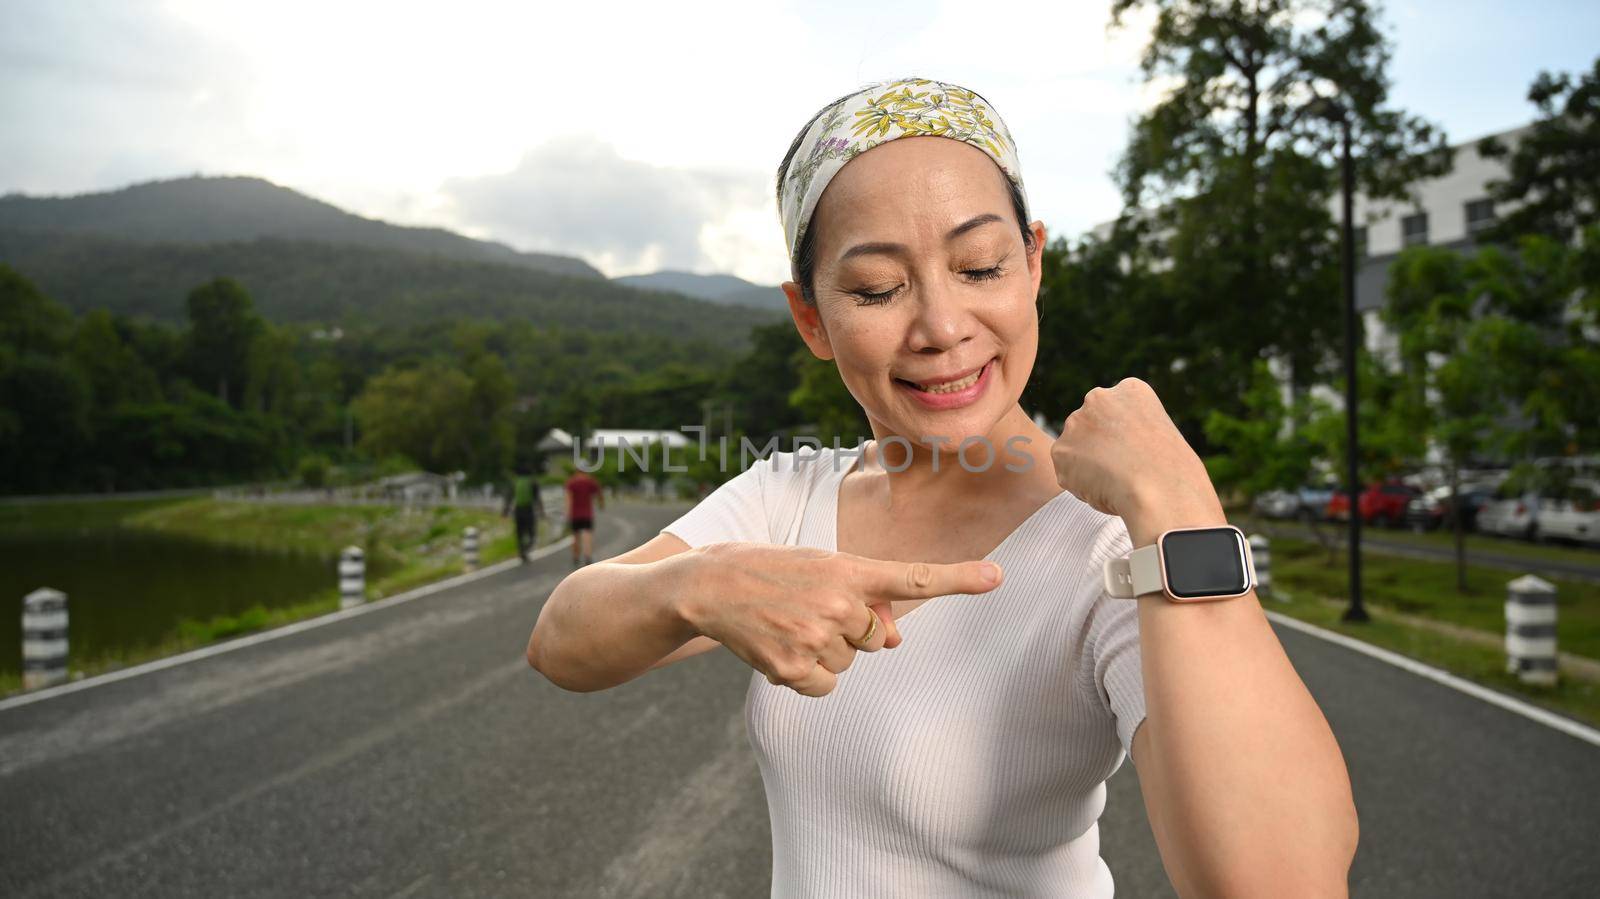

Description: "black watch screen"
1160 527 1250 599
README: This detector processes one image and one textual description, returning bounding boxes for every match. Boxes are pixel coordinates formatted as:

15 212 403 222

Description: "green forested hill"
0 175 602 279
0 228 783 347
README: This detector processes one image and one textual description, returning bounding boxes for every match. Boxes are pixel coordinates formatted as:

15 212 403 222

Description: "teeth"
916 365 983 394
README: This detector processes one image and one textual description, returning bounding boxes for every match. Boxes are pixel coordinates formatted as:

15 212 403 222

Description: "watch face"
1160 527 1250 599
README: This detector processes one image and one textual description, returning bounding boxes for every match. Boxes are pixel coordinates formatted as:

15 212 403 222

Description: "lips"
894 359 992 394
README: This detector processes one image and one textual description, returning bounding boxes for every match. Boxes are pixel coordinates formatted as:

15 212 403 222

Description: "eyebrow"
838 213 1005 262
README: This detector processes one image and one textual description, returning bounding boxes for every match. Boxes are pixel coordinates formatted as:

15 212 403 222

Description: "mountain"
614 269 790 312
0 175 603 279
0 228 783 348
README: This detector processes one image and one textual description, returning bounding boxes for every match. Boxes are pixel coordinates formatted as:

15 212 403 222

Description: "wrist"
657 547 711 639
1122 478 1227 548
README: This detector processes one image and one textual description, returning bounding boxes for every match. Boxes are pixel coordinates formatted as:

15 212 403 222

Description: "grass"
1266 534 1600 659
1263 534 1600 727
2 498 554 700
1355 522 1600 566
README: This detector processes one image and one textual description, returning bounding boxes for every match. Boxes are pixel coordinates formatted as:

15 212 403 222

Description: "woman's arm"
528 530 996 695
526 532 705 692
1124 492 1358 898
1052 377 1357 897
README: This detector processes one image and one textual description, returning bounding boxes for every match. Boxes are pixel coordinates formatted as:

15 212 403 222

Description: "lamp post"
1313 96 1368 623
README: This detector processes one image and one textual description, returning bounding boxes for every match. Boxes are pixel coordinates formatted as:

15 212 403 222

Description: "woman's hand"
1049 377 1225 546
671 542 1003 698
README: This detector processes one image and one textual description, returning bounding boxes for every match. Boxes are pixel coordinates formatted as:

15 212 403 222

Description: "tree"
789 351 869 446
184 278 263 408
1384 245 1497 590
463 352 515 480
1301 346 1424 486
0 264 74 356
1109 0 1450 406
1466 235 1584 460
1028 228 1181 420
1479 56 1600 243
71 309 161 410
719 321 807 438
241 323 300 416
352 357 515 480
1202 358 1319 499
0 354 91 493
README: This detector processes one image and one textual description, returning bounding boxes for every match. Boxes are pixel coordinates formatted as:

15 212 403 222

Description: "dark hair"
774 81 1035 305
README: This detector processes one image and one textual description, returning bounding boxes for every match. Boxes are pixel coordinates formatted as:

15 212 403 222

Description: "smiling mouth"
894 358 994 394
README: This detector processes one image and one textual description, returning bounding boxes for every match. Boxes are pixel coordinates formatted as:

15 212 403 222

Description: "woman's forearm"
527 552 701 692
1126 493 1359 897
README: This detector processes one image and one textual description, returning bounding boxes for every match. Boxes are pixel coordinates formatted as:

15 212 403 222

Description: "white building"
1346 123 1532 365
537 427 695 474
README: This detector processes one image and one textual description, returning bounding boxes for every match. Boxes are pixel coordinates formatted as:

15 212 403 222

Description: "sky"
2 0 1597 286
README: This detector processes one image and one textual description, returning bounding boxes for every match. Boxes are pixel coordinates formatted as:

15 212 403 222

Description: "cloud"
439 135 774 279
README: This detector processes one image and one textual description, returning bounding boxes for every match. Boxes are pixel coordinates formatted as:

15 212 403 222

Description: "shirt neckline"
825 440 1072 628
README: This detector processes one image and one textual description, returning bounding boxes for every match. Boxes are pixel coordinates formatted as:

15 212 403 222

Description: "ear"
1025 219 1047 295
783 281 835 361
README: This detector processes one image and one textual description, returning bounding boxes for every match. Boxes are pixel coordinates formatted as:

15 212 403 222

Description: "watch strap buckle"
1104 556 1137 598
1103 543 1166 599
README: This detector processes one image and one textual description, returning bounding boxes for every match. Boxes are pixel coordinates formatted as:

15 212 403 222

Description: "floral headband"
778 76 1030 278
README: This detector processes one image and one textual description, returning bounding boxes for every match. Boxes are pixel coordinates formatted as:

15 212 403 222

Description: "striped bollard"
1506 575 1557 686
1248 533 1278 600
22 588 69 690
339 546 366 609
463 526 480 572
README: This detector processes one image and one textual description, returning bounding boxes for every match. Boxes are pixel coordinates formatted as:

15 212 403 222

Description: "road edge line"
1265 609 1600 749
0 536 574 714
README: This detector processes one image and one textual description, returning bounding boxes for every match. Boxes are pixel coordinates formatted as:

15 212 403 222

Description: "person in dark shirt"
502 467 543 564
563 469 604 566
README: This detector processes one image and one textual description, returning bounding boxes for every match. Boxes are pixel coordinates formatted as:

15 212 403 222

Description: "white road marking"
1266 610 1600 749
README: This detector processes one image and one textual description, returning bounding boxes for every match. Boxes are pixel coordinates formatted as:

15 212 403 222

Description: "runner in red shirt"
564 469 605 566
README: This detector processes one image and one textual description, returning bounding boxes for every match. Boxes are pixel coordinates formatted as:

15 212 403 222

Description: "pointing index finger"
862 557 1003 600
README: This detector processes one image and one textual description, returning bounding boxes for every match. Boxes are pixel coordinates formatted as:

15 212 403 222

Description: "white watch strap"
1103 544 1163 598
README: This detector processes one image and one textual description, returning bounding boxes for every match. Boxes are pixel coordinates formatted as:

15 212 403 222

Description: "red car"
1325 481 1423 527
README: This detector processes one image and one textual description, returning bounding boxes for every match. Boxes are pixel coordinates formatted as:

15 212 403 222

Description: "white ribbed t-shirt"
661 445 1147 898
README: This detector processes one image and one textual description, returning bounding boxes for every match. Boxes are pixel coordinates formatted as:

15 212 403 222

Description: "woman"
527 76 1357 897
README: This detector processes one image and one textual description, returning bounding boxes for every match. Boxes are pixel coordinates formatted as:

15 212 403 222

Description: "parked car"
1537 479 1600 546
1296 484 1337 521
1403 482 1500 532
1253 485 1339 521
1253 489 1299 519
1476 484 1543 541
1326 481 1423 528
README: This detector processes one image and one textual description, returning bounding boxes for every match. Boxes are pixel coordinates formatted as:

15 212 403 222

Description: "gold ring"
853 608 878 647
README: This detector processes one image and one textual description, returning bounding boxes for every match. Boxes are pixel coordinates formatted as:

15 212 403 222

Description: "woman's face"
783 136 1046 449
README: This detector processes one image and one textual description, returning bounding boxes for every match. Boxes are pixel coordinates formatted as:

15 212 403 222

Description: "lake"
0 497 393 682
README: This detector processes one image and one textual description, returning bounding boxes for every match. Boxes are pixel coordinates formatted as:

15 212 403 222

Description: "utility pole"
1336 106 1368 623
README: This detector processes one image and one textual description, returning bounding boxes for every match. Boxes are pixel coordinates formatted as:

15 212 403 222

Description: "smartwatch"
1102 524 1256 602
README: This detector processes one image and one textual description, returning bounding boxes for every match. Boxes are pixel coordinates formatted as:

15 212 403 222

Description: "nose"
905 278 977 354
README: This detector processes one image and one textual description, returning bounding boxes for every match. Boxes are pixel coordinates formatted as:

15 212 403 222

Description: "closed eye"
851 265 1005 306
853 285 900 305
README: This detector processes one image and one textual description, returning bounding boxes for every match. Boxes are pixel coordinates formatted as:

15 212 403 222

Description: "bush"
297 453 331 488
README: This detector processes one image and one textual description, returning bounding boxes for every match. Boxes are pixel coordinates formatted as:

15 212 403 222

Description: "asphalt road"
3 501 1597 897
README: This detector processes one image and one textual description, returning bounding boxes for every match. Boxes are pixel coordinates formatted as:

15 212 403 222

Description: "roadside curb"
0 536 574 714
